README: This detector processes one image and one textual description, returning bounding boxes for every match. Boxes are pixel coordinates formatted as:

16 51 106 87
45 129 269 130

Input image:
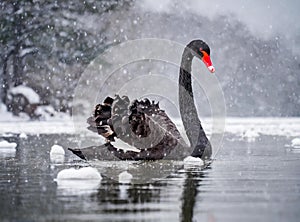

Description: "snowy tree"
0 0 132 116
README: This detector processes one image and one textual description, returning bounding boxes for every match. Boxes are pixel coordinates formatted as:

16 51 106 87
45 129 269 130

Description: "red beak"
201 50 215 73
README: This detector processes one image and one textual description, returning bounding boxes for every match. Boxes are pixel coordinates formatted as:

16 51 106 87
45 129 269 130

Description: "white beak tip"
208 66 215 73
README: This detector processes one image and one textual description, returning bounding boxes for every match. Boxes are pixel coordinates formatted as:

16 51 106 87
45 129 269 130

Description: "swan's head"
188 40 215 73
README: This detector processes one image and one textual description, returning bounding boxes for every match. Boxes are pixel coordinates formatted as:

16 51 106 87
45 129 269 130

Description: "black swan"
69 40 215 161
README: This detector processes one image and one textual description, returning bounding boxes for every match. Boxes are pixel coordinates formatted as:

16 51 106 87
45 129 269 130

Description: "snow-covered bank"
0 117 300 137
0 121 75 134
224 117 300 137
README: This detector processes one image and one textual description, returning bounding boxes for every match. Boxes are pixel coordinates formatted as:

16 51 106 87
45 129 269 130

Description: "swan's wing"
86 95 188 160
111 96 190 159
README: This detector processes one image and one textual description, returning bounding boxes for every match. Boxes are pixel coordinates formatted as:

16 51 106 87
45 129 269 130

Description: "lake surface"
0 119 300 222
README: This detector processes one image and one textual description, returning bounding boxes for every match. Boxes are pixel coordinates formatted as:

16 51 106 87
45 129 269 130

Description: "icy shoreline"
0 117 300 137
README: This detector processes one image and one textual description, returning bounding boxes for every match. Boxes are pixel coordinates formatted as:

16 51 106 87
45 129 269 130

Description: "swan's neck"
179 50 193 97
179 47 211 158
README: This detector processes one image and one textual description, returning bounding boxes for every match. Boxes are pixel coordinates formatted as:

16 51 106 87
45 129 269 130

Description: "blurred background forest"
0 0 299 119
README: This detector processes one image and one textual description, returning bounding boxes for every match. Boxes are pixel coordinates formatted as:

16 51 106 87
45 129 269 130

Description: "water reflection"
180 169 206 222
56 180 101 196
1 134 300 221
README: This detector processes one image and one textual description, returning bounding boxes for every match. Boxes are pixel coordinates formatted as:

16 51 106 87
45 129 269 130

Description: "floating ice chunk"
0 140 17 158
291 138 300 148
50 145 65 155
56 167 102 180
50 144 65 163
56 167 102 195
183 156 204 166
0 140 17 149
118 171 133 184
19 132 28 139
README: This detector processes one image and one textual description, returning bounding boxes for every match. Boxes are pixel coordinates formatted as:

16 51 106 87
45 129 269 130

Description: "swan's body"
69 40 214 161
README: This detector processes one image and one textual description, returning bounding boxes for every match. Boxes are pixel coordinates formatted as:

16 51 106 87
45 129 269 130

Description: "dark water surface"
0 133 300 222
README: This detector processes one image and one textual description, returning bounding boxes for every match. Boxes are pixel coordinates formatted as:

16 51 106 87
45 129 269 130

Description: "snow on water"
118 171 133 184
9 85 40 104
50 145 65 163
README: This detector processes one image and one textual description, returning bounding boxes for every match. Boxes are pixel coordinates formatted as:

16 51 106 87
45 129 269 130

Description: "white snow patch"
0 103 30 122
1 133 14 137
0 140 17 158
224 117 300 137
0 140 17 149
19 48 35 57
50 145 65 155
0 121 75 134
0 117 300 139
50 145 65 163
35 105 57 120
19 132 28 139
291 138 300 148
56 167 102 180
118 171 133 184
9 85 40 104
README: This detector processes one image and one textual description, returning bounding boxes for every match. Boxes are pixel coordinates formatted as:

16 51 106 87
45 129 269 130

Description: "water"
0 133 300 222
